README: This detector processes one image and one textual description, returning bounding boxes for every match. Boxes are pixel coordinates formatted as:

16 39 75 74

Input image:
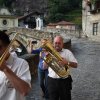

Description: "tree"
0 0 16 9
0 0 6 6
47 0 82 22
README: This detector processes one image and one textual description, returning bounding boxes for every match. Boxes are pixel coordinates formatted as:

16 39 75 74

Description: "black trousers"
47 76 72 100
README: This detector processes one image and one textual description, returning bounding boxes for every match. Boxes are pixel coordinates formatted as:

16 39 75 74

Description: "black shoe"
45 97 49 100
41 91 45 98
42 94 45 98
45 96 49 99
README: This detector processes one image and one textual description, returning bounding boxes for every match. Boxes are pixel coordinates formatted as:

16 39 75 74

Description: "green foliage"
91 0 98 4
0 0 6 6
47 0 82 25
0 0 15 8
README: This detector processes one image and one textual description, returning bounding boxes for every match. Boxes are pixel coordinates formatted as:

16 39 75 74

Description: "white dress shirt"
48 49 77 78
0 54 31 100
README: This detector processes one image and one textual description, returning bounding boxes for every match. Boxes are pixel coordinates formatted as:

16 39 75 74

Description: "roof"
47 21 75 26
57 21 75 25
18 11 43 21
47 23 57 26
0 15 17 19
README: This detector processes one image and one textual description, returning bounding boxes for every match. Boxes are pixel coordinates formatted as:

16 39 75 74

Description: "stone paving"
26 37 100 100
26 76 44 100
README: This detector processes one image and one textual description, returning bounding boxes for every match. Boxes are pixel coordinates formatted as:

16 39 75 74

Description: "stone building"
82 0 100 37
0 8 18 31
47 21 76 30
18 11 43 29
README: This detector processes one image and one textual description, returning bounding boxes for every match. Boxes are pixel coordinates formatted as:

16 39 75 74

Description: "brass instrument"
42 41 70 78
0 33 19 67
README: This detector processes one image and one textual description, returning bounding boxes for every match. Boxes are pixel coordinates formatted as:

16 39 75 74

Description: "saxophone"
42 41 70 78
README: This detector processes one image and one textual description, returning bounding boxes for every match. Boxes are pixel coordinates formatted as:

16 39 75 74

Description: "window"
93 23 98 35
89 1 100 14
38 20 39 27
95 1 100 10
2 19 8 26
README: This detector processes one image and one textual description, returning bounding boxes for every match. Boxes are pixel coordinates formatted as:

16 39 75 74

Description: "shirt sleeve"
66 50 78 63
17 60 31 86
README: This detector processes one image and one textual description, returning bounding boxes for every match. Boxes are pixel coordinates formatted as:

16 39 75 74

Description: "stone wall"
43 27 81 38
82 0 100 37
7 27 82 49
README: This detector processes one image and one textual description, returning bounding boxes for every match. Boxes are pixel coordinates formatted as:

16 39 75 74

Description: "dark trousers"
47 76 72 100
38 68 49 98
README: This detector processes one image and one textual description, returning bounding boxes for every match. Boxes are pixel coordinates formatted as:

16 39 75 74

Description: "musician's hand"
45 52 49 56
59 58 68 67
0 61 7 71
43 61 48 69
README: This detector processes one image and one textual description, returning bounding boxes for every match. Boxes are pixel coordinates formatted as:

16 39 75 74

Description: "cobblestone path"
26 76 45 100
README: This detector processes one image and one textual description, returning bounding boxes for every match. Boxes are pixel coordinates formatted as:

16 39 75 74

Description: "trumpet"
0 33 19 67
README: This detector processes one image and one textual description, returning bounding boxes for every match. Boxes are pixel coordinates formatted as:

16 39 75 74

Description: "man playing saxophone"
43 35 78 100
0 31 31 100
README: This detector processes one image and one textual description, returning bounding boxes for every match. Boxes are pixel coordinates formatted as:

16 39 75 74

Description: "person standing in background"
29 39 49 99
